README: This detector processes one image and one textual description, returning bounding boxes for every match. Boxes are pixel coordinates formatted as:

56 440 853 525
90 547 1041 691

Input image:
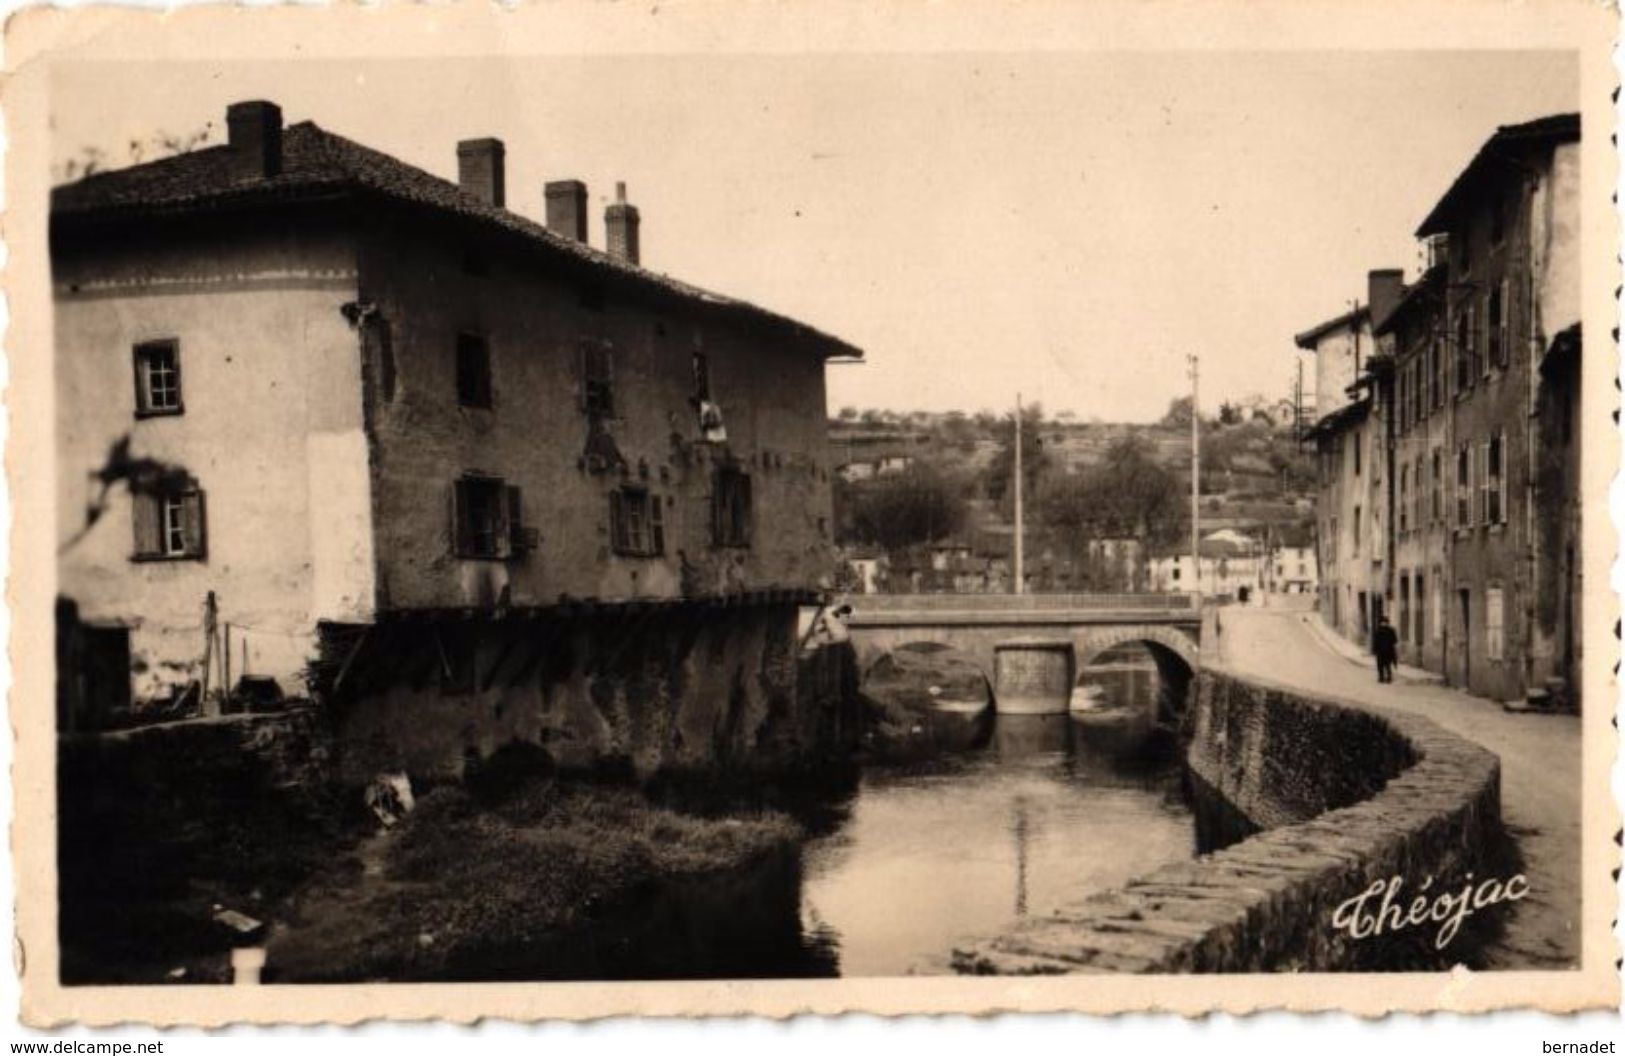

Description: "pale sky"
50 51 1576 422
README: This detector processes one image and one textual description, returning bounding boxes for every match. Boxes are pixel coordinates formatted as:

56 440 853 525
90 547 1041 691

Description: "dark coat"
1373 624 1399 660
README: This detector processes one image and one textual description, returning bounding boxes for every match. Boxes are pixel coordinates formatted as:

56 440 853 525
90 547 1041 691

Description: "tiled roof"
1293 305 1368 351
52 121 863 359
1416 113 1580 237
1301 395 1370 441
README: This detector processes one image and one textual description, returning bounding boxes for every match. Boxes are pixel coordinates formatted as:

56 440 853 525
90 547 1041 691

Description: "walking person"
1373 616 1399 684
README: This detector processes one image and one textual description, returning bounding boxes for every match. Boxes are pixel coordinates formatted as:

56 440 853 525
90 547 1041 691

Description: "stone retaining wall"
952 668 1503 973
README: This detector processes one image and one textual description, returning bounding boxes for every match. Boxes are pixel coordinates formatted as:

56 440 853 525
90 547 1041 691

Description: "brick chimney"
605 182 641 266
456 138 506 208
1367 268 1404 331
545 180 588 242
226 101 283 179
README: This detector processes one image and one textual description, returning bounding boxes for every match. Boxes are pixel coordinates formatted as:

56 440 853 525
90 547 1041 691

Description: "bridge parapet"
844 593 1196 613
843 593 1199 627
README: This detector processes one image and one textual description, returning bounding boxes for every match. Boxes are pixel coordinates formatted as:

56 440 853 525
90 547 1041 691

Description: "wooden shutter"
131 490 160 558
609 489 626 554
650 494 665 556
505 485 525 555
182 490 207 559
451 479 470 557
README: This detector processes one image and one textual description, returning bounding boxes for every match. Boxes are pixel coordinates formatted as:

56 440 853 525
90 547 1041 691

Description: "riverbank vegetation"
266 779 803 982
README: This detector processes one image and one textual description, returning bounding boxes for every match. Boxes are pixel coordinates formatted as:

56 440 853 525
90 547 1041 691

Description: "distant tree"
1161 395 1195 429
837 406 859 422
838 463 968 552
1040 435 1187 554
985 401 1052 517
1217 400 1243 425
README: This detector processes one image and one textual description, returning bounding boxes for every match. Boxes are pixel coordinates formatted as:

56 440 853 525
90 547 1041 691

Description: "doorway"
1458 588 1471 687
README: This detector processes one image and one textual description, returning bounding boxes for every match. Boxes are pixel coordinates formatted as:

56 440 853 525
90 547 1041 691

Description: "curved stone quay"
951 667 1503 974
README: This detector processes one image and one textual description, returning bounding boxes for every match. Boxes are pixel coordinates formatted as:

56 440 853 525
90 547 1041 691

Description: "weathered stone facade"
51 99 860 738
1298 115 1581 704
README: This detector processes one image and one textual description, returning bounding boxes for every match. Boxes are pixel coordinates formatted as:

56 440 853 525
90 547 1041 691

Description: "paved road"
1214 604 1582 969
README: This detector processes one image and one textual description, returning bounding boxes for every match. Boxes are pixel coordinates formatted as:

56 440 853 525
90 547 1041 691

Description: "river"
795 653 1196 976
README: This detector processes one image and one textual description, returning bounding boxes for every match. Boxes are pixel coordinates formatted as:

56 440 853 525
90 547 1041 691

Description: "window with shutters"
133 339 184 417
1455 307 1477 392
610 487 665 557
1485 586 1505 662
1486 431 1505 525
131 482 206 561
1431 567 1443 640
1398 466 1409 534
456 333 492 409
1431 448 1443 523
1433 336 1447 408
712 467 753 548
580 340 614 419
1487 282 1508 370
1456 444 1473 528
452 475 529 560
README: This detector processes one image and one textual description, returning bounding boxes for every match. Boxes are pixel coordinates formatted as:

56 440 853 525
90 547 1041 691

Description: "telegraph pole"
1188 355 1200 599
1013 392 1025 595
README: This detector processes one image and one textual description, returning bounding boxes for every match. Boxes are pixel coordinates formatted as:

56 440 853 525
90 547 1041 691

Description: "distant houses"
1296 114 1581 707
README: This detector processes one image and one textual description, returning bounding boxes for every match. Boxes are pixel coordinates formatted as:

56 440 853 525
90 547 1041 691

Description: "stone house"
52 100 862 772
1298 113 1580 705
1410 113 1582 703
1296 269 1404 644
1373 264 1451 672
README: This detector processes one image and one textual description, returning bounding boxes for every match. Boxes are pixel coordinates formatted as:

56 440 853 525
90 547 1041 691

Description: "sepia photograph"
6 0 1619 1027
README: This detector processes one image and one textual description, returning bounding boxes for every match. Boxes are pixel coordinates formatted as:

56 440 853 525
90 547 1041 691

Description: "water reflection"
798 657 1195 977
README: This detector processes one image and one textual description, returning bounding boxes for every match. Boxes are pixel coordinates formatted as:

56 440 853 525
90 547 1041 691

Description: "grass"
265 780 803 982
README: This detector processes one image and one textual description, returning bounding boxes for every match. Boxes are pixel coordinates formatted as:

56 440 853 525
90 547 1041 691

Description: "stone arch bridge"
843 593 1203 717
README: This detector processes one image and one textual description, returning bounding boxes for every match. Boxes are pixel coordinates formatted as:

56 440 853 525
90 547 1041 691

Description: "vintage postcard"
6 0 1620 1027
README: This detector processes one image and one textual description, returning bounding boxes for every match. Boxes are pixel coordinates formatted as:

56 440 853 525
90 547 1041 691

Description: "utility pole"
1013 392 1025 595
1188 356 1201 599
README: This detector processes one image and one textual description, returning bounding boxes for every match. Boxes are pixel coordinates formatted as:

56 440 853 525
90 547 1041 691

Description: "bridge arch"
859 639 993 705
1074 625 1200 726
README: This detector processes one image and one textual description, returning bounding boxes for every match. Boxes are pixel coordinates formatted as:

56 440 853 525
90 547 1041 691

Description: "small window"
580 340 614 419
133 340 183 417
456 333 492 409
452 475 528 560
712 467 753 548
610 487 665 557
132 483 206 561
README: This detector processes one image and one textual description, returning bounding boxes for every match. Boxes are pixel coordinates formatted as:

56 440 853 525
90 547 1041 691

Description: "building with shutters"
52 99 862 768
1296 113 1581 707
